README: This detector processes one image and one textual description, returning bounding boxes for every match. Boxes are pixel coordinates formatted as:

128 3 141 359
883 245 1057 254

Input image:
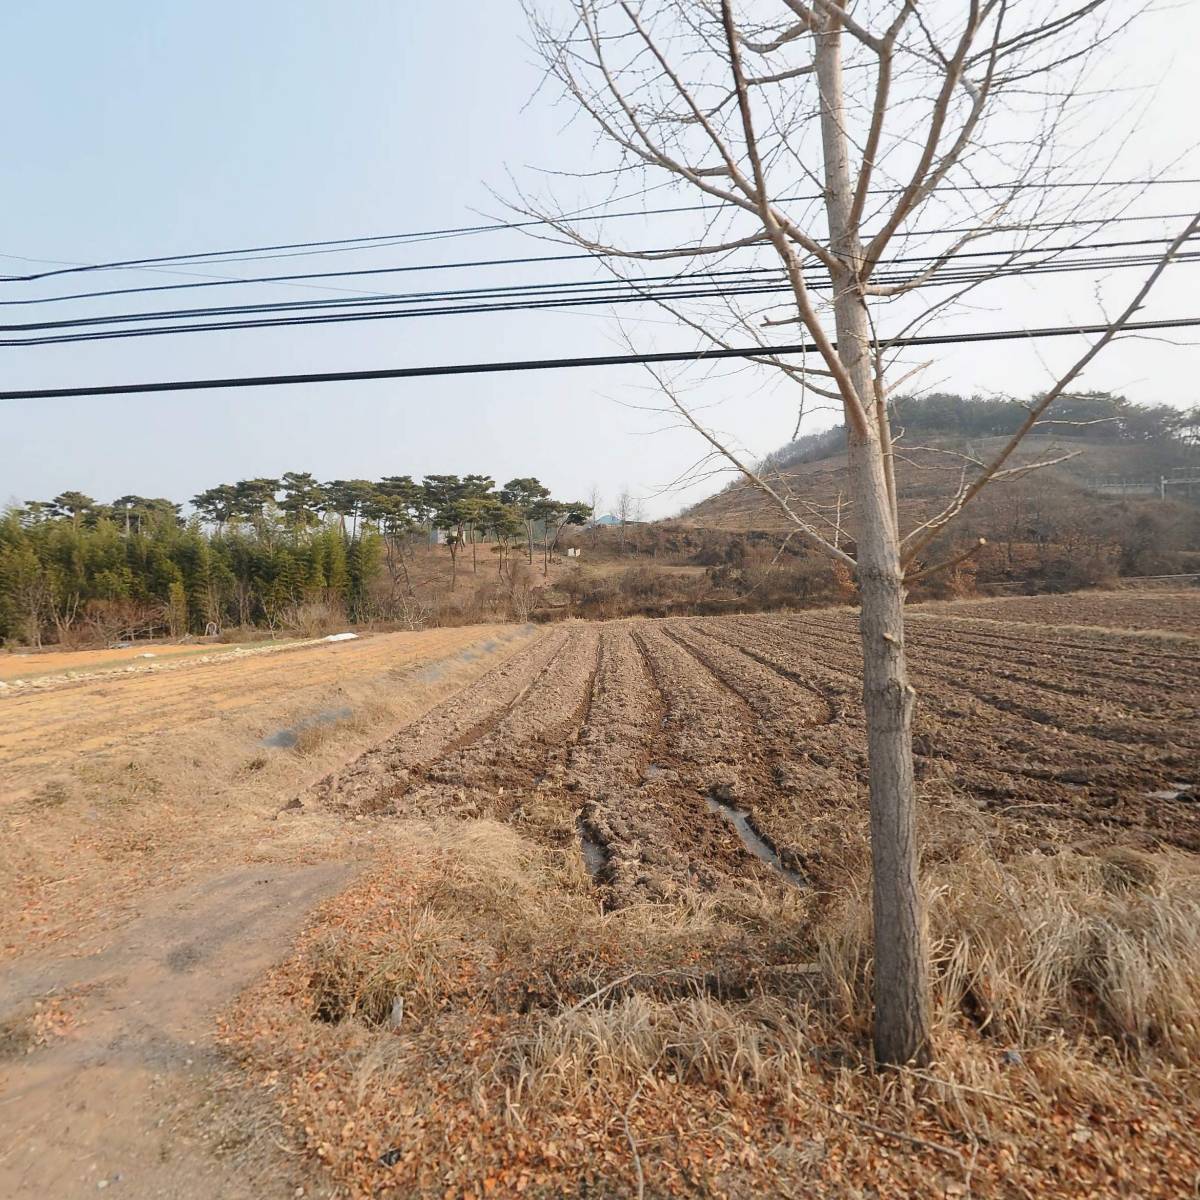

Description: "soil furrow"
309 628 568 812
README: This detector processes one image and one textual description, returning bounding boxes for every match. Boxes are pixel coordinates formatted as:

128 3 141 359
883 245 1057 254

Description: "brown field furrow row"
793 610 1200 679
662 620 833 728
308 628 568 812
880 624 1199 730
615 623 787 897
393 625 602 827
908 641 1198 736
691 616 1039 872
903 617 1193 677
719 614 1200 852
662 619 872 882
910 607 1200 652
778 618 1200 785
792 604 1199 663
914 591 1200 634
903 616 1200 680
566 624 664 897
692 617 863 720
765 614 1196 747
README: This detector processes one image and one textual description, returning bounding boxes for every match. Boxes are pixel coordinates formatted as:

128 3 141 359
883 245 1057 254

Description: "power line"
5 242 1196 347
2 177 1197 283
0 238 1175 329
3 209 1195 309
7 216 1190 309
3 316 1195 401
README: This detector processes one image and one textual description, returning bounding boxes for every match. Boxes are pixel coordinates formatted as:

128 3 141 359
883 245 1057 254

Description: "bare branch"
905 538 987 584
902 210 1200 563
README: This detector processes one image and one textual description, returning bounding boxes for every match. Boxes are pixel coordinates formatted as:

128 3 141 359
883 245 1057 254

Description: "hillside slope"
682 433 1169 533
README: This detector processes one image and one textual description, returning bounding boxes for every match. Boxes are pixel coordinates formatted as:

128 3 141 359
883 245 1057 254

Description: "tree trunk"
816 12 930 1068
850 435 931 1068
397 541 414 596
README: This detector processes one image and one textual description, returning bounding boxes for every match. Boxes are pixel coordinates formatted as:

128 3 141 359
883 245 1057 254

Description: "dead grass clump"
28 779 72 809
226 820 832 1196
284 602 343 639
227 820 1200 1198
503 991 814 1107
819 847 1200 1065
0 1010 37 1060
308 904 474 1025
299 822 568 1026
291 701 397 757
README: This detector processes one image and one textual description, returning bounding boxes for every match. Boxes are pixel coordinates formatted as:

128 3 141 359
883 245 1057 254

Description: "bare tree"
587 483 604 546
616 485 634 554
522 0 1199 1066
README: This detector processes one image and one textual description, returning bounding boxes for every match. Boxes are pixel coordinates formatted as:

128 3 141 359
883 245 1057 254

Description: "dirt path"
0 861 351 1199
0 621 550 1198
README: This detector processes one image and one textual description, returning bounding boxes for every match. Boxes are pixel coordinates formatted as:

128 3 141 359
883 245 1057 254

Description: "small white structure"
567 547 582 558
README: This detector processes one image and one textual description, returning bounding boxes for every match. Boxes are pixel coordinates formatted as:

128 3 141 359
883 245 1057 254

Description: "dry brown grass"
225 818 1200 1199
0 625 540 958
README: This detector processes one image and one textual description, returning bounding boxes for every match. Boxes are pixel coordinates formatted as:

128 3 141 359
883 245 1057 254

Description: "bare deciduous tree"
616 485 635 553
522 0 1199 1065
587 483 604 546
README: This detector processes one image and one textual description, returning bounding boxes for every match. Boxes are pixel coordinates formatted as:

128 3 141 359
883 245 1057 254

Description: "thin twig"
809 1095 967 1169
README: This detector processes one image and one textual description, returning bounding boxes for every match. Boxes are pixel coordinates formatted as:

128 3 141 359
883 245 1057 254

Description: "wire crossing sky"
1 1 1198 515
3 316 1196 402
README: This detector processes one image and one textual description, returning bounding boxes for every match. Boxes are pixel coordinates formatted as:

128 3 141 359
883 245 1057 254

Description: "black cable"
5 245 1196 347
5 231 1190 331
2 176 1196 283
3 209 1193 309
2 316 1196 400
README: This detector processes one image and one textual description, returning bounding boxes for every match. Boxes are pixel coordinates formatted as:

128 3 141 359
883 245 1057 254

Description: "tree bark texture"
816 14 931 1068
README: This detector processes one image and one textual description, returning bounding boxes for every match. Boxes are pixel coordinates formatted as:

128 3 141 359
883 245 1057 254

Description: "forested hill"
685 391 1200 533
758 392 1200 475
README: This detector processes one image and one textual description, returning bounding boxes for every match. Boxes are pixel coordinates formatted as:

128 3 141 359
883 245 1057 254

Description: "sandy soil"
0 862 351 1199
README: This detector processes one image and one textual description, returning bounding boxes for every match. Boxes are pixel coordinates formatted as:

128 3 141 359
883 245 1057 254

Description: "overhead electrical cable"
2 316 1197 401
4 241 1196 347
2 177 1197 283
3 214 1194 309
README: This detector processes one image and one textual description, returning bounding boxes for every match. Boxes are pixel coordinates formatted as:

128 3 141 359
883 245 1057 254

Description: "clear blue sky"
2 2 1197 517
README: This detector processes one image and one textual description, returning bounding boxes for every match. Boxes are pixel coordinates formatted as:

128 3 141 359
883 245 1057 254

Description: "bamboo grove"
0 474 589 646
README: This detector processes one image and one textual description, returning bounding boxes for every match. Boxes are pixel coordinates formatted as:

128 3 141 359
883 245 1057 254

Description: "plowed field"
5 592 1199 1199
243 596 1200 1198
913 587 1200 633
311 605 1200 893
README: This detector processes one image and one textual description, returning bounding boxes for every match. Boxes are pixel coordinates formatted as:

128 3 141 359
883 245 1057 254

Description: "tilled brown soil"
311 606 1200 896
913 588 1200 633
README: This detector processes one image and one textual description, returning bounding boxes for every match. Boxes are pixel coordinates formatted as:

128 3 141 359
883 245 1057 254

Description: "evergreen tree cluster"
0 474 588 646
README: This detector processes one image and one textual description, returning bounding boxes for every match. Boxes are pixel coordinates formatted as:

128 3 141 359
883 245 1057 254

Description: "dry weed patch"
225 820 1200 1199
